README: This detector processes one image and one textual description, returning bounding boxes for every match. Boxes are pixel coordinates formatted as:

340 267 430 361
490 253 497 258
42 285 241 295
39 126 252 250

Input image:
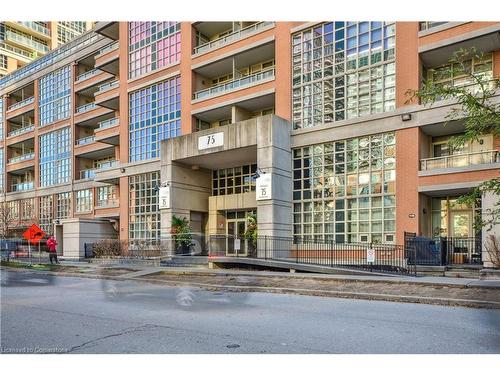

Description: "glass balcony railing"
193 22 275 54
8 125 34 137
97 118 119 129
96 198 119 208
76 69 99 82
0 42 32 59
76 102 97 114
96 80 119 94
97 41 119 57
420 150 499 171
7 96 34 111
80 161 119 180
5 30 49 53
17 21 50 36
8 152 35 164
419 22 448 31
11 181 34 192
75 135 96 146
193 68 275 100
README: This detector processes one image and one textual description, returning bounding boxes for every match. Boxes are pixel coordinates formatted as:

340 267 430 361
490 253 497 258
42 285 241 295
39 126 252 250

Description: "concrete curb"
2 265 499 309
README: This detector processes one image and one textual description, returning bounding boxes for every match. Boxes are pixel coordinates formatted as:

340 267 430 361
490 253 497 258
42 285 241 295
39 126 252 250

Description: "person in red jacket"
47 236 59 264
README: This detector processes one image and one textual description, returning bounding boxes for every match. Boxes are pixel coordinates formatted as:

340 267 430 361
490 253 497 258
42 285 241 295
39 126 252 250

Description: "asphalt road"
1 269 499 354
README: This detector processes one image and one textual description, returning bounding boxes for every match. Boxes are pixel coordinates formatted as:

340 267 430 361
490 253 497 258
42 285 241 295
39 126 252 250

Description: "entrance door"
450 212 473 264
225 219 247 256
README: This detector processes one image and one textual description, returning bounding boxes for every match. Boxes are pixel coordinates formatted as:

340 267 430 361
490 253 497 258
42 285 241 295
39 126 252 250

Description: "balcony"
419 150 500 175
8 152 34 164
76 103 97 114
94 22 119 41
193 21 275 55
94 118 120 145
94 80 119 110
419 22 448 31
6 97 35 119
7 96 34 111
95 42 119 75
76 69 100 82
7 124 34 138
193 68 275 101
11 181 34 192
5 21 51 39
4 29 49 54
74 102 113 125
75 135 96 146
96 198 119 208
79 161 119 181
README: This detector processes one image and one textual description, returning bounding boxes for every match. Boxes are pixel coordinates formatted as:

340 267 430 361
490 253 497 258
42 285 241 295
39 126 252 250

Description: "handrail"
80 160 118 180
17 21 50 36
5 30 49 53
193 68 275 100
97 118 119 129
76 68 99 82
76 102 96 114
8 152 35 164
193 22 275 54
96 80 119 93
75 135 96 145
420 150 499 171
8 125 34 137
11 181 34 192
7 96 34 111
97 41 119 56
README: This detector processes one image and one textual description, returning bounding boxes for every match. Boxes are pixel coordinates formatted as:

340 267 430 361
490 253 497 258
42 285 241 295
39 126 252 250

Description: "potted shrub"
243 213 257 257
171 215 193 255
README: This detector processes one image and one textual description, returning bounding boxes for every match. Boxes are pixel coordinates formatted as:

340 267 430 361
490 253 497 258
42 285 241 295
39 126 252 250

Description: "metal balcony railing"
97 41 119 57
97 118 119 129
80 161 118 180
420 150 499 171
96 80 119 94
75 135 96 146
17 21 50 36
193 21 275 54
419 22 448 31
11 181 34 192
7 96 34 111
80 169 96 180
76 102 97 114
8 125 34 137
193 68 275 100
76 68 99 82
8 152 35 164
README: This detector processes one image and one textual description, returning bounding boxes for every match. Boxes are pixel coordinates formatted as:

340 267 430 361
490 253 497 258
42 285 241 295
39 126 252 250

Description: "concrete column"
481 191 500 268
256 115 292 246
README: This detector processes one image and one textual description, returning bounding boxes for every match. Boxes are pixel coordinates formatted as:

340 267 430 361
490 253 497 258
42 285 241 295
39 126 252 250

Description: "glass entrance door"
226 218 247 256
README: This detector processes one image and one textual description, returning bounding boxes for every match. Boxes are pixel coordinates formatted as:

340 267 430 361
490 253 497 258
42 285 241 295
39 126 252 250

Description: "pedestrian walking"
47 236 59 264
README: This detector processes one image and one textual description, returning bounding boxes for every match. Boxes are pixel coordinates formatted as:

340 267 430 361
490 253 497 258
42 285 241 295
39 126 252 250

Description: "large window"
129 76 181 162
57 22 88 46
129 172 160 241
97 185 117 207
292 22 396 129
39 127 71 187
56 192 72 219
39 195 53 235
293 132 396 243
75 189 93 213
128 22 181 79
39 65 71 126
212 164 257 196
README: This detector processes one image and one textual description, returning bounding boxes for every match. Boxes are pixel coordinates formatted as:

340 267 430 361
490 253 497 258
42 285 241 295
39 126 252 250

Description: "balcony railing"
11 181 34 192
96 80 119 94
97 41 119 57
0 42 32 59
419 22 448 31
8 152 35 164
5 30 49 53
97 118 119 129
420 150 499 171
96 198 119 208
76 102 97 114
80 161 119 180
75 135 96 146
17 21 50 36
193 68 275 100
7 96 34 111
193 21 275 55
76 69 99 82
8 125 34 137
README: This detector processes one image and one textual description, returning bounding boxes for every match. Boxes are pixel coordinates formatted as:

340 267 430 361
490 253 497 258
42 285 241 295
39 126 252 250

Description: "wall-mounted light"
408 213 416 219
401 113 412 122
120 168 125 173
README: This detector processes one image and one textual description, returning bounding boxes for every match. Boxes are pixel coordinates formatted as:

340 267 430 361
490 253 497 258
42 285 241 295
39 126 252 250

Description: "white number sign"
198 132 224 150
158 186 170 209
256 173 272 201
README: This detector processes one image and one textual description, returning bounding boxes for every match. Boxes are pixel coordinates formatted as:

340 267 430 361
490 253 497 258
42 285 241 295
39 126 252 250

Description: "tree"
0 202 20 239
406 47 500 232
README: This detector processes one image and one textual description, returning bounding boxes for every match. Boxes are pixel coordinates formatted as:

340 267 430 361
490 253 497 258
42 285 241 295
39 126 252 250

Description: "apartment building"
0 21 94 77
0 21 498 265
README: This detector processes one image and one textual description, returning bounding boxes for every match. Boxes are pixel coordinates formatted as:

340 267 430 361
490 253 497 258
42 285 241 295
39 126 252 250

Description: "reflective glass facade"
56 192 72 219
129 76 181 162
129 172 160 241
75 189 93 213
39 195 53 235
39 65 71 127
128 22 181 79
39 127 71 187
292 132 396 243
292 22 396 129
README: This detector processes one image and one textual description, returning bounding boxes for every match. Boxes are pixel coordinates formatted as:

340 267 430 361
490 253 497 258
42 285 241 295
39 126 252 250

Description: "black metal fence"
1 238 51 263
209 235 416 276
404 232 482 266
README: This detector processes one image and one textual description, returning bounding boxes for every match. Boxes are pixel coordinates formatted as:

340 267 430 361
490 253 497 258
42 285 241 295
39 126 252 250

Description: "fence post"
264 236 267 260
369 242 373 273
